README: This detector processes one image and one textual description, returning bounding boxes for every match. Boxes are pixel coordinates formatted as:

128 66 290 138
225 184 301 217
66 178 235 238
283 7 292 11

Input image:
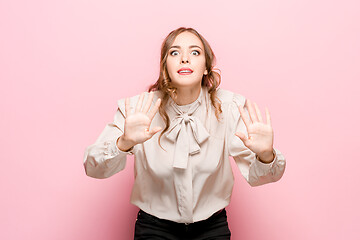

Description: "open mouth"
177 68 193 75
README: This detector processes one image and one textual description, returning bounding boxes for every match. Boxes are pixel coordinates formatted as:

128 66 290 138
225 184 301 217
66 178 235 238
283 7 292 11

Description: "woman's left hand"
236 99 275 163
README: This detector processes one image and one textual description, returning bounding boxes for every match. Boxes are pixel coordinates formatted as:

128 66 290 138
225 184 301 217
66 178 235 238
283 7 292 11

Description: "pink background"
1 0 359 239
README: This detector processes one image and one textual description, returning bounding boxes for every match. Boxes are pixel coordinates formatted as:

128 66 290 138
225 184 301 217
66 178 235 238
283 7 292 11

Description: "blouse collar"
165 87 210 169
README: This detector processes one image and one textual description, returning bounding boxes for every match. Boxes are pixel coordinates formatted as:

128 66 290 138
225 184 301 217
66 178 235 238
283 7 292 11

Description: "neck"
173 84 202 106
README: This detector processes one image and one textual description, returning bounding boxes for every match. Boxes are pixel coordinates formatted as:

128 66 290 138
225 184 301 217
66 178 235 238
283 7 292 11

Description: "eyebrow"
169 45 203 50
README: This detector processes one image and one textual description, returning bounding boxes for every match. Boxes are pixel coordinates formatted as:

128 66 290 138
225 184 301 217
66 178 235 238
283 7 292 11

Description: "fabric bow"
165 92 210 169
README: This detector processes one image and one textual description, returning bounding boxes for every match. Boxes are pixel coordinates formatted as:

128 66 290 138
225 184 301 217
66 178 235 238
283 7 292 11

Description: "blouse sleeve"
227 93 286 187
83 98 134 179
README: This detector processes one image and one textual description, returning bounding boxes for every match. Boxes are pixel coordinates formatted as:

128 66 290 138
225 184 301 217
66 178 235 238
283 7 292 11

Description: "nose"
181 54 189 64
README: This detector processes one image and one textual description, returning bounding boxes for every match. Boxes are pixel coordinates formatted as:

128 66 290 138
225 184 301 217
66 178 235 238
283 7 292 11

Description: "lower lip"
178 72 193 75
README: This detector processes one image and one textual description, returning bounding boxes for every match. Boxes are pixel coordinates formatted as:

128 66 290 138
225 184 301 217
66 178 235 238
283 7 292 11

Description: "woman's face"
166 31 207 89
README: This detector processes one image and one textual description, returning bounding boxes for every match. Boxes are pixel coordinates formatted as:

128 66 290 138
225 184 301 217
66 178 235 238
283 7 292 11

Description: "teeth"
179 70 192 73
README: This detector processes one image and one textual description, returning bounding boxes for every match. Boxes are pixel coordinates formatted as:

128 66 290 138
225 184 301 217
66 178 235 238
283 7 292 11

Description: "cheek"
195 58 207 72
195 55 206 65
166 59 176 73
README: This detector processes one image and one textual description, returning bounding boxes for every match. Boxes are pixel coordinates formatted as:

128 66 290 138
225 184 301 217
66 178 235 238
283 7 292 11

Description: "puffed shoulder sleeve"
83 98 134 179
226 93 286 187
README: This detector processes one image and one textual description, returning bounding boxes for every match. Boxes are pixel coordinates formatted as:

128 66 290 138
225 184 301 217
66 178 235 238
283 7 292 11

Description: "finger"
253 102 263 123
142 91 154 114
148 98 161 120
136 92 145 113
125 98 130 117
265 107 272 126
238 105 251 130
246 99 259 122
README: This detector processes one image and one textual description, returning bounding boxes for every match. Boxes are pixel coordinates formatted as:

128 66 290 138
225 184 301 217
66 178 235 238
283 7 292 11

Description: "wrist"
117 135 135 152
257 149 275 163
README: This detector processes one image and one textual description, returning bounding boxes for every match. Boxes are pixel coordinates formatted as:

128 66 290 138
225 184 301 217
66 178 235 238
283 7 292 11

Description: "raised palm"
236 99 274 158
123 91 162 145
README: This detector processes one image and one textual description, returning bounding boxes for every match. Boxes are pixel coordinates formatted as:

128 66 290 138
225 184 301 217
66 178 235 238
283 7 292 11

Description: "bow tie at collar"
165 88 210 169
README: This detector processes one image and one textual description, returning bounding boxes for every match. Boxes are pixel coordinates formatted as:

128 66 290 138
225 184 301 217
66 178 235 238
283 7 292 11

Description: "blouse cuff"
254 148 277 173
105 138 134 157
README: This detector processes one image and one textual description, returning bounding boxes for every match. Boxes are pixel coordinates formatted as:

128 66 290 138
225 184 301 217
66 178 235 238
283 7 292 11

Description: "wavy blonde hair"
148 27 222 147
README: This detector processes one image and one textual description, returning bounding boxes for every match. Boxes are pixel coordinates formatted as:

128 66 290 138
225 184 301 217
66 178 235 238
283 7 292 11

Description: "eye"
170 50 179 56
191 50 200 56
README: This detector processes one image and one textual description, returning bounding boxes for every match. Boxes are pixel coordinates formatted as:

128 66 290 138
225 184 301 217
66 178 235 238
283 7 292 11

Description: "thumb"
235 131 247 144
148 126 162 138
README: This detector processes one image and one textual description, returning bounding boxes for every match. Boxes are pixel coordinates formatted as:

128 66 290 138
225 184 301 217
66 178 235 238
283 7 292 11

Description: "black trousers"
134 208 231 240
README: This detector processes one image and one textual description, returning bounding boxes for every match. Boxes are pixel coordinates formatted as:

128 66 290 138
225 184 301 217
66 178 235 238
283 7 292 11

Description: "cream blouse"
83 86 286 224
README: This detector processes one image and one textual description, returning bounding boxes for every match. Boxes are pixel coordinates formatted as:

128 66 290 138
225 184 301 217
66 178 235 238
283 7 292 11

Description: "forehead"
171 31 204 48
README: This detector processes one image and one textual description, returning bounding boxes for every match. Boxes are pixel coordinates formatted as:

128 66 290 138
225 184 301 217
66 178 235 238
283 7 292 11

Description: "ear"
204 69 208 75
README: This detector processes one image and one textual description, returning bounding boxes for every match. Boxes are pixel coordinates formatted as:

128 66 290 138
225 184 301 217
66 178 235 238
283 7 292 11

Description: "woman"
83 27 286 239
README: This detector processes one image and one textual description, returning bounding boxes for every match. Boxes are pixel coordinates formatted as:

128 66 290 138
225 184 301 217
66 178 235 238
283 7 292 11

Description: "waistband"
138 208 226 225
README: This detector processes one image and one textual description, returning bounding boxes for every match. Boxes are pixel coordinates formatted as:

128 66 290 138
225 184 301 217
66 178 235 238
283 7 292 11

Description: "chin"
172 81 201 89
171 78 202 87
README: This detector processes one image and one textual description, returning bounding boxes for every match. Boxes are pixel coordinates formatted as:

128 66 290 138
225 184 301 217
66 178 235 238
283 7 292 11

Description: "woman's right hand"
117 91 162 151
